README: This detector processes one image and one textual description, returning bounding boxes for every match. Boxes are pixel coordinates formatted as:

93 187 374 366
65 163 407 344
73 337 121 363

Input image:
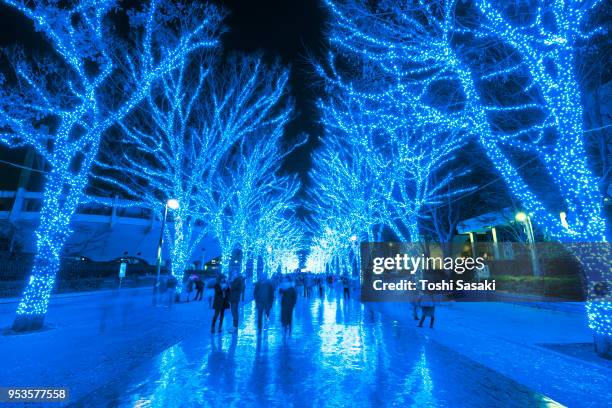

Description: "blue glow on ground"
79 291 563 408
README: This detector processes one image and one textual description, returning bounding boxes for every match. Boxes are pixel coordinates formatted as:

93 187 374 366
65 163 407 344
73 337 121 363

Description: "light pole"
515 211 540 276
153 198 179 305
559 211 569 229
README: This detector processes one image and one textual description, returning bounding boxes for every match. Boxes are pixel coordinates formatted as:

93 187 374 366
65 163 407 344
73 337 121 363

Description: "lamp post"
515 211 540 276
559 211 569 229
514 211 535 242
153 198 179 305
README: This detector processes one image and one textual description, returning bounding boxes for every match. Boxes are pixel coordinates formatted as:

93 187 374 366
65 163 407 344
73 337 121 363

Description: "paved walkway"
1 286 609 407
373 301 611 408
70 290 567 408
0 288 221 408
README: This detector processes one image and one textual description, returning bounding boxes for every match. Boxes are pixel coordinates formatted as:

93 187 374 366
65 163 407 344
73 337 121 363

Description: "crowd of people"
157 270 436 333
205 271 356 336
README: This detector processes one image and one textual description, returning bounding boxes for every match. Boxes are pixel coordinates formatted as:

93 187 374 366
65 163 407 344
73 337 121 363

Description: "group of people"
160 268 439 341
155 274 178 307
168 270 436 331
286 272 355 300
207 271 358 337
210 273 246 333
186 274 206 301
208 273 299 337
254 276 298 336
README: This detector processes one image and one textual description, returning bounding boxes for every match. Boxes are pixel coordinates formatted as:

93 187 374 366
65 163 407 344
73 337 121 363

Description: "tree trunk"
407 219 420 244
262 255 270 278
240 249 249 278
375 225 383 242
221 246 232 276
568 243 612 358
12 223 68 331
252 254 259 282
170 213 189 278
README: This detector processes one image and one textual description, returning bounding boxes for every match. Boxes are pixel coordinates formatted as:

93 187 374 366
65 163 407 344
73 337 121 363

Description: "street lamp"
153 198 179 305
559 211 569 229
514 211 528 223
515 211 535 243
167 198 180 210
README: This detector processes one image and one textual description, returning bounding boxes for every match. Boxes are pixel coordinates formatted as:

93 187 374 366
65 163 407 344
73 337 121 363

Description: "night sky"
0 3 43 190
0 0 327 189
214 0 326 179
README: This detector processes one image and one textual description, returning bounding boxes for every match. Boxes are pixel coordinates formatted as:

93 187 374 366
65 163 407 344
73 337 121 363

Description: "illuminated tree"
313 92 388 243
194 61 295 276
94 55 291 286
230 165 302 279
258 214 303 277
325 0 606 236
247 178 302 279
463 2 611 346
308 129 381 275
306 235 335 275
236 171 302 279
312 66 471 278
0 0 224 331
216 126 303 278
306 222 357 276
324 0 610 355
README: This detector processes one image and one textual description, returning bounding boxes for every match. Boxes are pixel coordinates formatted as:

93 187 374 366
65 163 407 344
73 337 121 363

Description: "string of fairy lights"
93 53 297 287
317 0 610 337
0 0 608 341
1 0 224 326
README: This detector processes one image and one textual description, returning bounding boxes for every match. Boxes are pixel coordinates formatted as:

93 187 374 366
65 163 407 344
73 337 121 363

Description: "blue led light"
321 0 609 337
0 0 224 327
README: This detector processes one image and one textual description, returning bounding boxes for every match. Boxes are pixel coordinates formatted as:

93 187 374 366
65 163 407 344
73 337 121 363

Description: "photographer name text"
372 279 496 291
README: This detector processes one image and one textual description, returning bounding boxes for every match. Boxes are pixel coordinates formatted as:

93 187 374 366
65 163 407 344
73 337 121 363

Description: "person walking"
211 276 229 333
341 275 350 300
295 274 304 297
253 278 275 332
228 273 244 332
205 277 216 307
411 300 420 321
411 290 421 321
279 277 297 336
417 292 436 328
194 276 204 301
317 276 324 298
186 276 195 302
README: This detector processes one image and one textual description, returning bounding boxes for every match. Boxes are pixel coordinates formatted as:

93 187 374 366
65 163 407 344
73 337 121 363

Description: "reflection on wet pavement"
75 291 562 408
